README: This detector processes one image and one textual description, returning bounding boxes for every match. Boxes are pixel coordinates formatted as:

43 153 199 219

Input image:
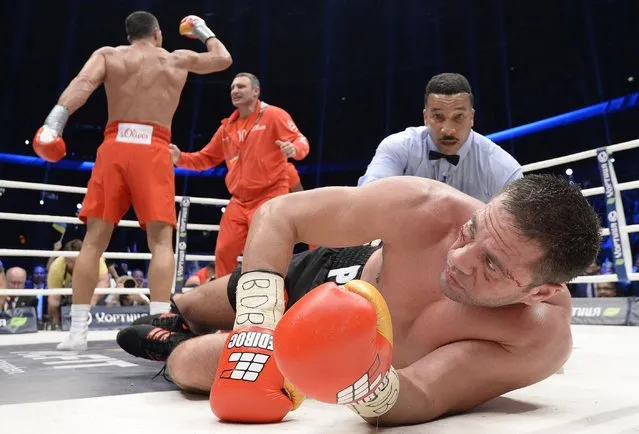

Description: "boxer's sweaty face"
441 198 543 307
423 93 474 155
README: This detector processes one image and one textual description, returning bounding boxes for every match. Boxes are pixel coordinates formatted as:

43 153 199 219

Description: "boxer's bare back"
80 44 216 128
56 36 230 129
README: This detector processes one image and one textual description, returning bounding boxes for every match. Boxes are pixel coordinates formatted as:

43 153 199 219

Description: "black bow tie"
429 150 460 166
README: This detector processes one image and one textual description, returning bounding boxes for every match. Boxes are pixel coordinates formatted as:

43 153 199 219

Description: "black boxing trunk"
227 244 382 311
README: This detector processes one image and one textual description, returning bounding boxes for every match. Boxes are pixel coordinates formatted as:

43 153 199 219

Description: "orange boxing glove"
179 15 216 43
274 280 400 417
210 270 303 423
33 105 69 163
33 127 66 162
210 325 304 423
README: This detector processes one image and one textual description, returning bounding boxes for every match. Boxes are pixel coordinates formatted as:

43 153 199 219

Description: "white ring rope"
0 287 151 296
0 212 219 232
1 211 637 238
521 138 639 173
0 248 216 262
571 273 639 284
0 179 230 207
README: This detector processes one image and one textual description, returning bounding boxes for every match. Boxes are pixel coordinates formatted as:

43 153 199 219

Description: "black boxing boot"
132 295 192 334
117 324 193 361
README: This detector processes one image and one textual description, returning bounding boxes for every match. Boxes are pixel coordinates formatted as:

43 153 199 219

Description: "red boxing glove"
33 126 66 163
274 280 400 417
210 325 304 423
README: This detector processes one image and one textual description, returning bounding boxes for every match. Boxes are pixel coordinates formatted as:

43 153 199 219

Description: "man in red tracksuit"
170 72 309 277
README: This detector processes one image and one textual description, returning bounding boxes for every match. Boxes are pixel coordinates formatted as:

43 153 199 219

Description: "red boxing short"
79 121 176 230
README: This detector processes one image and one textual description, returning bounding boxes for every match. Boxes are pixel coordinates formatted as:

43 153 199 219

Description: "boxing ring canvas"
1 325 637 434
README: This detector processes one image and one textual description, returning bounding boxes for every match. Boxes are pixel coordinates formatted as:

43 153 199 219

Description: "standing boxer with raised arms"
32 11 232 351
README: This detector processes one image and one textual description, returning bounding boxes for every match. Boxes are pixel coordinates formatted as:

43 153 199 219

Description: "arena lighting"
486 92 639 142
565 168 573 176
1 92 637 175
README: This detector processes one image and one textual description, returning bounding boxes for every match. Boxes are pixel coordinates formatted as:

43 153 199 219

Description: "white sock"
150 301 171 315
69 304 90 337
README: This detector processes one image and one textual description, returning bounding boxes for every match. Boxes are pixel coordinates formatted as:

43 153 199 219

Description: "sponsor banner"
571 297 630 325
174 196 191 294
61 306 150 331
115 123 153 145
627 298 639 326
595 147 629 281
0 307 38 334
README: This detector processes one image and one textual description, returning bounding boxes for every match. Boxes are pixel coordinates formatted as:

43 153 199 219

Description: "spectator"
170 72 310 277
0 259 5 288
600 257 614 274
105 276 149 307
27 265 48 289
184 262 216 288
358 73 522 203
1 267 38 312
26 265 48 321
47 239 110 328
570 260 600 297
596 282 617 297
132 269 146 288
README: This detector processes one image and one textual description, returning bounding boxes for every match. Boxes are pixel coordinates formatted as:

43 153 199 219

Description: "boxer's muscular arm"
173 38 232 75
358 135 411 186
243 177 445 274
373 328 571 426
57 48 107 115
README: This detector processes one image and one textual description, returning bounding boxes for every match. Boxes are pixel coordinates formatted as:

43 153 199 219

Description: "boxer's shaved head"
126 11 160 42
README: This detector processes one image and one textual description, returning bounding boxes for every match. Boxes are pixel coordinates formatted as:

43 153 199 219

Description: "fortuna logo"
116 123 153 145
337 355 386 404
94 312 146 324
227 331 273 351
219 352 269 382
572 307 601 317
221 331 273 382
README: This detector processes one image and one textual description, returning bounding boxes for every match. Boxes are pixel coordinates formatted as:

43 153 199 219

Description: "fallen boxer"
118 174 600 426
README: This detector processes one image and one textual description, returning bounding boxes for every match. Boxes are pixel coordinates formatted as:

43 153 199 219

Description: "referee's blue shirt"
358 126 523 203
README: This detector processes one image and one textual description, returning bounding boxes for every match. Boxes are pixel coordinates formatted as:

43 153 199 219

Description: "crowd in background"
0 236 215 330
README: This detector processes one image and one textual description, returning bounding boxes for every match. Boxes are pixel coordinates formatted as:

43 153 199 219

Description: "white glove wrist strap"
44 104 69 136
193 25 216 43
234 270 286 330
349 366 400 418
